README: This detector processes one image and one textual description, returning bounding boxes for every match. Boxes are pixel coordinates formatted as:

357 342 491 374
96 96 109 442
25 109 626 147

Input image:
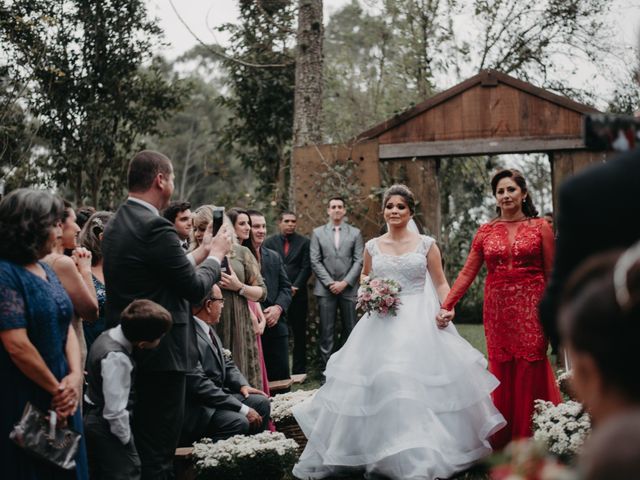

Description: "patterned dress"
443 218 562 448
216 244 267 388
83 274 107 355
0 259 89 479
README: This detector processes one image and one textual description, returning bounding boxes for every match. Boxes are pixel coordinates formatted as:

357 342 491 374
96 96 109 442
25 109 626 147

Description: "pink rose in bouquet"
357 276 402 316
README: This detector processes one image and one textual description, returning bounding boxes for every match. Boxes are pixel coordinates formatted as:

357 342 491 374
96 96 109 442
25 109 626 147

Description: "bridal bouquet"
357 276 402 316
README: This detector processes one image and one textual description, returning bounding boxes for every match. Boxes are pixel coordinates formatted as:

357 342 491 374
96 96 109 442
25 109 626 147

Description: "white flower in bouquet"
270 388 318 423
532 400 591 459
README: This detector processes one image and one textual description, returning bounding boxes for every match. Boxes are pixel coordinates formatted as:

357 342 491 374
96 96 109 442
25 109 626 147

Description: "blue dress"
83 274 107 355
0 259 89 480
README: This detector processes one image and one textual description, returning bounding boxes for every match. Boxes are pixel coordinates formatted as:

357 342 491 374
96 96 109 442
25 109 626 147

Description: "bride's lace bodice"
365 235 435 295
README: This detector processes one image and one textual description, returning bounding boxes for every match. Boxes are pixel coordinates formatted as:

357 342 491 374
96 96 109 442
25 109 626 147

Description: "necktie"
283 236 290 256
334 226 340 249
208 328 219 353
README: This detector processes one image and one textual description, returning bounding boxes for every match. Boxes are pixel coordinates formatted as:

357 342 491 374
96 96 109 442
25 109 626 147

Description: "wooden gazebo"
292 70 612 238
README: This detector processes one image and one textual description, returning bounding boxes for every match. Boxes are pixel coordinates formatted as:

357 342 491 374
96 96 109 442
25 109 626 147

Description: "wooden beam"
379 137 586 159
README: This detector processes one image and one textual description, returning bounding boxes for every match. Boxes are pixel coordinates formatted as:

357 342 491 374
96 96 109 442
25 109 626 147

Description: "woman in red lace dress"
440 169 561 449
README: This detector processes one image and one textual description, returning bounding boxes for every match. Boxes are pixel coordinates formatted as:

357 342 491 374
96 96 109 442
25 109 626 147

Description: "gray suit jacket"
182 321 248 443
310 222 364 299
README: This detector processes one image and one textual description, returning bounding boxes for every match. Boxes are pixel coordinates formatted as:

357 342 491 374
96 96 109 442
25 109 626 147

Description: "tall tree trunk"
290 0 324 210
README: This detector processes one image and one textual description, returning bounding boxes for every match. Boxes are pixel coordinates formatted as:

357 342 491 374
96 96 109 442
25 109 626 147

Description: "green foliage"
323 0 459 142
439 157 500 323
0 0 184 206
144 71 256 209
216 0 296 204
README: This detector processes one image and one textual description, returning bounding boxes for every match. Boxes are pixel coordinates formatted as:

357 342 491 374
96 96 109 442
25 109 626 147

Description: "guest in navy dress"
0 189 89 480
78 211 113 353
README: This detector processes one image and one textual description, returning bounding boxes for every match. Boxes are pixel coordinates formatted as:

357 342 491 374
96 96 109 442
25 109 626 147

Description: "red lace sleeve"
441 227 486 311
540 219 555 281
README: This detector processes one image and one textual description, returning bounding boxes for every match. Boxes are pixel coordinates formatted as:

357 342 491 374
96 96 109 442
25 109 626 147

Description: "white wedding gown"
292 235 505 480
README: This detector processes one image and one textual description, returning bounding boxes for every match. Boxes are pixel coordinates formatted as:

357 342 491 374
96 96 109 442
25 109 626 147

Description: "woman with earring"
191 205 267 389
78 211 113 354
228 208 270 396
293 185 504 480
440 168 561 449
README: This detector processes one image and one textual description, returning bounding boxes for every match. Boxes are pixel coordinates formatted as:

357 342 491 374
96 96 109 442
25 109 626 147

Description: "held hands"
263 306 282 328
329 280 348 295
436 308 455 329
245 407 263 432
208 224 232 261
51 371 83 418
71 247 92 273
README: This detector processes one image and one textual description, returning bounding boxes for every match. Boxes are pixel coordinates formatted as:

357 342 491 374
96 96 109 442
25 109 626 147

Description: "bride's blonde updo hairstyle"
382 184 416 214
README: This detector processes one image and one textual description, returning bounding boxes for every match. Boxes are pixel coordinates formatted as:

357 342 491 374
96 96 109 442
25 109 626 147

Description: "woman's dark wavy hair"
228 207 258 260
560 250 640 402
490 169 538 217
0 189 65 265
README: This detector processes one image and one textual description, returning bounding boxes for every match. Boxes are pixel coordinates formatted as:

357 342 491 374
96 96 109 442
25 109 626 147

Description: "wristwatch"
238 285 246 296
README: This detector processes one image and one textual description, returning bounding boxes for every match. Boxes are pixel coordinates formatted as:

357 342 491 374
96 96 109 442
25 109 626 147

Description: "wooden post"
550 150 611 215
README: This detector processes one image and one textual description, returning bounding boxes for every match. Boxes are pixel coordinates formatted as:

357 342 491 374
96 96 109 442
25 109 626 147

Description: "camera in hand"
212 206 225 235
221 257 231 274
583 114 640 152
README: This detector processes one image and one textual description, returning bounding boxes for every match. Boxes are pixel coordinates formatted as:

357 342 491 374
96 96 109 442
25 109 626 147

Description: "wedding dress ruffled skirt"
292 290 505 479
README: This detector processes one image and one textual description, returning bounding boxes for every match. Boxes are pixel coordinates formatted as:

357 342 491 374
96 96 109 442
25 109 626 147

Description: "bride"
292 184 505 480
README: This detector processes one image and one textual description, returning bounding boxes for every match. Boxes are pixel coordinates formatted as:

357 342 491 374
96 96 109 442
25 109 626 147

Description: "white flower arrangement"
221 348 232 361
192 431 299 480
270 389 318 423
532 400 591 459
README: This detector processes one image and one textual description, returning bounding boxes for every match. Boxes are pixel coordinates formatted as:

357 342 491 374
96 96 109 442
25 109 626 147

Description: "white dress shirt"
194 317 249 415
100 325 134 445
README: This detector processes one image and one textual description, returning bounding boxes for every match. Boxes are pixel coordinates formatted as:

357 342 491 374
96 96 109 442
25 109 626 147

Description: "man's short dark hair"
328 196 345 207
247 209 265 218
162 201 191 224
127 150 173 193
278 211 296 221
120 299 172 342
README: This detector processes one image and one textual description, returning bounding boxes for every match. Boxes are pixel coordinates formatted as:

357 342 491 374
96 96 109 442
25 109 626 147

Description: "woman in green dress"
191 205 267 388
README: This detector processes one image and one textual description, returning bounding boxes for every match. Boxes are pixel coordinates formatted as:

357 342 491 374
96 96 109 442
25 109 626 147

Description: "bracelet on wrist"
238 285 246 296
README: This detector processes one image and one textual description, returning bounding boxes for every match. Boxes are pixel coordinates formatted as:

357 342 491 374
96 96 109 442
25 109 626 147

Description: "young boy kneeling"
84 299 172 480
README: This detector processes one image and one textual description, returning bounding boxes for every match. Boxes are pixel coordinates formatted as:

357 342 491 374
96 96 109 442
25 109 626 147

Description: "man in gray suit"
181 284 270 445
310 197 364 368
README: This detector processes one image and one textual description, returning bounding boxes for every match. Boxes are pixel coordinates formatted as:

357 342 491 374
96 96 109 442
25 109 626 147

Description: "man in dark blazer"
539 147 640 348
102 150 231 480
249 210 293 381
310 197 364 369
264 211 312 374
181 284 270 445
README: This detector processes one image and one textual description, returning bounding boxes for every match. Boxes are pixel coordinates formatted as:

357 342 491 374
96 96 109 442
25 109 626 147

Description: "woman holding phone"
191 205 267 388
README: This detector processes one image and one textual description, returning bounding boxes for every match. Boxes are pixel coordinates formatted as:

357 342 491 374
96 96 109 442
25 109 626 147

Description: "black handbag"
9 402 82 470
